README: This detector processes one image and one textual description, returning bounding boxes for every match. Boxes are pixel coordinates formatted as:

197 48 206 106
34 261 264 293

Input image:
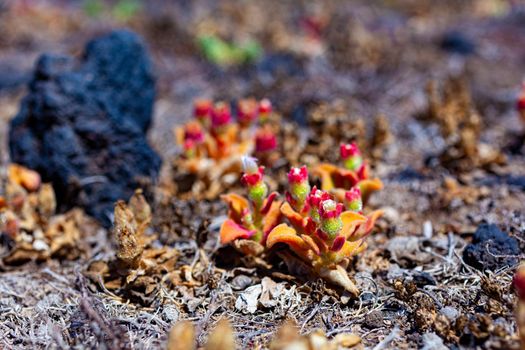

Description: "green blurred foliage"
198 35 262 66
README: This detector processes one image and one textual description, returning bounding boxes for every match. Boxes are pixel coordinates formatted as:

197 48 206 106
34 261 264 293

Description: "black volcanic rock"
9 30 161 227
463 224 520 271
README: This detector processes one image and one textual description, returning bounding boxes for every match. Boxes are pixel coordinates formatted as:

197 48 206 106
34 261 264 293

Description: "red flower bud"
258 98 272 115
238 99 259 126
241 166 264 186
340 143 361 159
288 166 308 184
255 128 277 153
514 264 525 299
184 122 204 143
212 102 232 128
345 187 361 203
183 139 195 151
518 84 525 111
307 187 331 208
194 99 212 119
318 199 343 219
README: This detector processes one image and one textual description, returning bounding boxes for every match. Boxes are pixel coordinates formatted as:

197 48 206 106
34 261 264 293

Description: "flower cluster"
313 142 383 204
175 98 278 171
220 157 382 295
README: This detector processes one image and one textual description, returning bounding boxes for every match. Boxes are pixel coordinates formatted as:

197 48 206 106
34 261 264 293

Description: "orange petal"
266 224 309 257
340 211 367 239
221 193 249 220
358 178 383 204
351 209 383 241
312 163 337 191
220 219 253 244
262 200 283 237
280 201 304 232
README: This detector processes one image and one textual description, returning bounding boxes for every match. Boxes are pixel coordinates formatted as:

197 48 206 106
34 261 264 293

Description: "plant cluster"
220 146 382 296
173 98 279 197
0 164 95 264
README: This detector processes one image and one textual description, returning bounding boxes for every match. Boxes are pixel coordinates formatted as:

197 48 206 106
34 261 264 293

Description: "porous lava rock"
9 30 161 227
463 224 520 271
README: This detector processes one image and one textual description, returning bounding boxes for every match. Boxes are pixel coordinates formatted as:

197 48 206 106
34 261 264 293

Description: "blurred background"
0 0 524 161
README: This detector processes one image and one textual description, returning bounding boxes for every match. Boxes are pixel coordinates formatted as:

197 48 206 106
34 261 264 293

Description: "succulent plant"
267 166 381 295
220 159 382 295
313 142 383 204
173 98 279 198
219 157 282 255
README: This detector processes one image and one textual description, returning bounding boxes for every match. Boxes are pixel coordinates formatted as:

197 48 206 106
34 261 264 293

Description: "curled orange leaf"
266 224 310 258
312 163 338 191
340 211 367 239
220 219 253 244
350 209 383 241
262 200 283 237
279 201 305 232
221 193 249 222
358 178 383 204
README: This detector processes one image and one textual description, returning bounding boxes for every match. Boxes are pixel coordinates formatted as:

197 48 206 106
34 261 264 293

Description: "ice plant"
313 142 383 204
255 126 277 154
514 262 525 350
219 157 282 255
286 166 310 214
174 98 280 189
258 98 273 124
237 98 259 128
267 166 382 295
194 99 212 126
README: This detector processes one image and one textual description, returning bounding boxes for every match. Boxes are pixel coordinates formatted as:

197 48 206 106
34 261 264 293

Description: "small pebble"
32 239 49 251
423 221 433 239
440 306 459 321
421 332 447 350
162 304 180 322
231 275 253 290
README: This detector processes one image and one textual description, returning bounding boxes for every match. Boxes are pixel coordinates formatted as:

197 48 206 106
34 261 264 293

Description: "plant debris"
87 190 179 304
0 164 96 266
